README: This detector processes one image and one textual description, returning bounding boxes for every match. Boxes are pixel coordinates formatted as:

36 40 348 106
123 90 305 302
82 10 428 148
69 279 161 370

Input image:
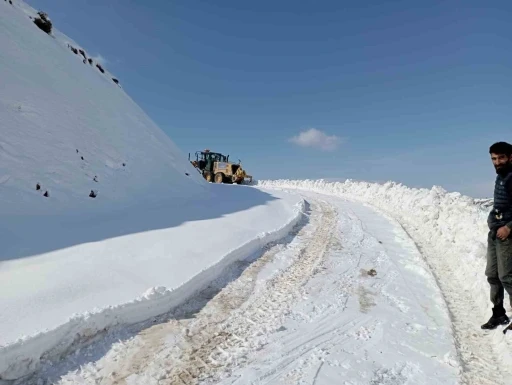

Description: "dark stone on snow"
33 12 52 34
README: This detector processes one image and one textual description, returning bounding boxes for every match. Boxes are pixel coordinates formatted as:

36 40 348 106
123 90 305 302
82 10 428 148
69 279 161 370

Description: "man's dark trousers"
486 231 512 315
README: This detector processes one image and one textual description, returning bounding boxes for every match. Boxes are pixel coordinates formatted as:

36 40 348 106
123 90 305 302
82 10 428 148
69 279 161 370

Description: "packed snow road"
26 192 502 385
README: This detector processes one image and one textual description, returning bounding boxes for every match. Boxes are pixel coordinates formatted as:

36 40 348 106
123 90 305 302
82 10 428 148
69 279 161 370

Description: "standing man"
482 142 512 329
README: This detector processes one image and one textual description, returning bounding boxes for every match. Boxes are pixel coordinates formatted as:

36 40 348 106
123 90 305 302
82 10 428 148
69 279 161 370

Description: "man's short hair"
489 142 512 156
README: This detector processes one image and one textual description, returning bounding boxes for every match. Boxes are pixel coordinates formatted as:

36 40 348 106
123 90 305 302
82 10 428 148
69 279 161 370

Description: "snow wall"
0 198 305 381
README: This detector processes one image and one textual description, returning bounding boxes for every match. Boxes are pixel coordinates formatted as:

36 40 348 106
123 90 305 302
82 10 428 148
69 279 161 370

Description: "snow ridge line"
257 179 512 384
0 200 306 382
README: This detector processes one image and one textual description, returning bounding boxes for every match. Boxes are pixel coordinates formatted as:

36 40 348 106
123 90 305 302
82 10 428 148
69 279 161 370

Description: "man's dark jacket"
488 169 512 231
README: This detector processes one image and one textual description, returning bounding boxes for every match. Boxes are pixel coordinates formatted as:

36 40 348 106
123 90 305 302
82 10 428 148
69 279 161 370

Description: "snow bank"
258 179 508 357
0 192 305 381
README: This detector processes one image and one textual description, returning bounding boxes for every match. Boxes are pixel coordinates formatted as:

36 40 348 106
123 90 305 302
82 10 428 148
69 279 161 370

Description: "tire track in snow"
144 200 334 385
237 200 447 385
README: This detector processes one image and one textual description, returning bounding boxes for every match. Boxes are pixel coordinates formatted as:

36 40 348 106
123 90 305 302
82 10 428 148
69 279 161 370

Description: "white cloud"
91 54 108 66
289 128 342 151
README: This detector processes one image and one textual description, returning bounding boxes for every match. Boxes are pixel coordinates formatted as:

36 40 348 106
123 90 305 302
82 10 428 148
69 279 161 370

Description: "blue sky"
27 0 511 197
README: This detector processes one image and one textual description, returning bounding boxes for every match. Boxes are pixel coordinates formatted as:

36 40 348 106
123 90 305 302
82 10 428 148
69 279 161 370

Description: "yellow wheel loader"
189 149 252 184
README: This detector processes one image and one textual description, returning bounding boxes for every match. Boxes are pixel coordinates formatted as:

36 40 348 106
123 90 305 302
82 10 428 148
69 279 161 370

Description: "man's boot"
481 308 510 330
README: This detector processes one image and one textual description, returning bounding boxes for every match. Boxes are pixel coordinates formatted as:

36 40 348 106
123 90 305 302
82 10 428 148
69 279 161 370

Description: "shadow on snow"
0 185 277 262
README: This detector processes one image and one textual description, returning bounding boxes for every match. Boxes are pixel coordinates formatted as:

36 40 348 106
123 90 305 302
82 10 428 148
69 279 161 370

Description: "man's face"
491 153 512 173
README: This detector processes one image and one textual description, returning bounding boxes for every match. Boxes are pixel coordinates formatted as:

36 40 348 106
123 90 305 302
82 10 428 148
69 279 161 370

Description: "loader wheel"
214 172 224 183
204 171 213 182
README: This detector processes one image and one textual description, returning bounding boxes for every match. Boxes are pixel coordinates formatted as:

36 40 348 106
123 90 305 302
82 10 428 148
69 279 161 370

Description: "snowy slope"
0 0 204 215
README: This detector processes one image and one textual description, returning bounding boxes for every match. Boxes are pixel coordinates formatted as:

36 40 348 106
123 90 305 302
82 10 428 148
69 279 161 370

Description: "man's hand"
497 226 511 240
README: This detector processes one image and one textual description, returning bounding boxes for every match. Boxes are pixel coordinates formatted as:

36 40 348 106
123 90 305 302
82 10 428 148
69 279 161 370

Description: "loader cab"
193 151 229 172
